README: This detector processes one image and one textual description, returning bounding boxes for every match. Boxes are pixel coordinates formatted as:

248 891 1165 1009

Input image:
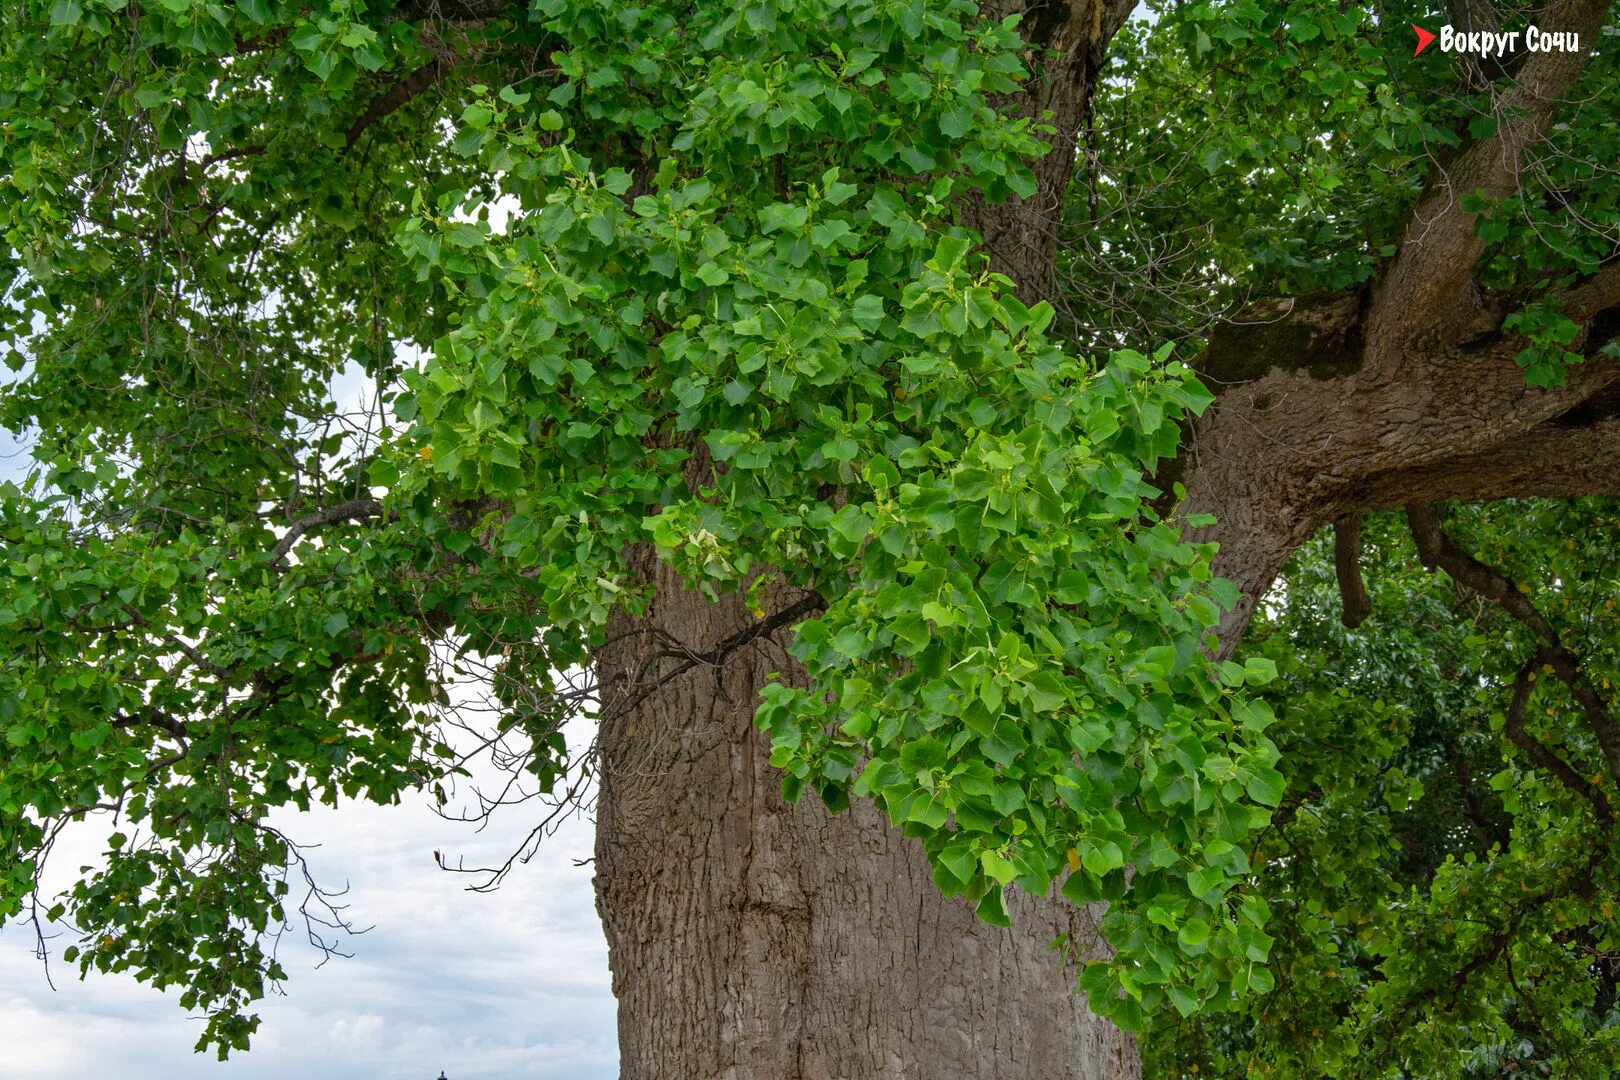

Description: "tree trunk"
590 5 1145 1075
594 551 1139 1079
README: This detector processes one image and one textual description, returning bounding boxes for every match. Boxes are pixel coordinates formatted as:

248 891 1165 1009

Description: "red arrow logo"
1412 24 1436 55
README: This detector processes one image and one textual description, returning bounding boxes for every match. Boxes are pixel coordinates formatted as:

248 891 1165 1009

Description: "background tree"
1 2 1618 1079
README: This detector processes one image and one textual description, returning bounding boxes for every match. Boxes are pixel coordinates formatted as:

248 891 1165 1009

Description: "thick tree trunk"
587 5 1144 1076
594 552 1139 1079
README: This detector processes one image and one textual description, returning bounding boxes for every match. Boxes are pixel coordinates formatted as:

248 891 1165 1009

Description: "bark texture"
965 0 1138 300
595 553 1138 1080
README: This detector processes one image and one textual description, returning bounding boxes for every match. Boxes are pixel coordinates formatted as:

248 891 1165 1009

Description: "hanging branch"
1332 512 1371 628
1503 656 1613 825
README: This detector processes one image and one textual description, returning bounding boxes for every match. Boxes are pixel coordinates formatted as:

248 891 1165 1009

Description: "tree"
1073 2 1620 1072
1 2 1617 1079
1144 502 1620 1075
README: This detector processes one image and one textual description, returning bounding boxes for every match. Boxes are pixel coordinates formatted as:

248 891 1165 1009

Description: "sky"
0 385 620 1080
0 793 617 1080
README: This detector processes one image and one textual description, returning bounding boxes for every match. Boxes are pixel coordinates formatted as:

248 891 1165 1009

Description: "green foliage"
1067 1 1620 350
390 0 1282 1032
0 481 457 1053
1145 507 1620 1077
2 0 1618 1067
1503 301 1587 389
0 0 1282 1052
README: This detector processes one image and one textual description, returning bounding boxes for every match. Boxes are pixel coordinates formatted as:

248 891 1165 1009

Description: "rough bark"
595 553 1138 1080
589 6 1143 1076
1184 288 1620 654
964 0 1138 300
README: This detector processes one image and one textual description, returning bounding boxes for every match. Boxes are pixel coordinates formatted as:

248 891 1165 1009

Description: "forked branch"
1406 502 1620 809
1503 657 1613 824
266 498 387 566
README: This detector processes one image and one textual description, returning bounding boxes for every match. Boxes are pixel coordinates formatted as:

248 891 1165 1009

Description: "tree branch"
597 591 827 725
1366 416 1620 505
1370 0 1614 345
110 708 190 743
1563 259 1620 322
344 63 451 151
1502 657 1613 824
396 0 523 19
1332 513 1371 628
267 499 387 567
1405 502 1620 783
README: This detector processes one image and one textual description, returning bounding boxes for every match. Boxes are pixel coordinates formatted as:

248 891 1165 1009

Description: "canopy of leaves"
1146 505 1620 1076
1066 0 1620 385
0 0 1286 1054
1080 2 1620 1074
0 0 1617 1071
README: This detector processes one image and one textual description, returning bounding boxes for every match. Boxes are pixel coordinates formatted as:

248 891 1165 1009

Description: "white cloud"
1 791 617 1080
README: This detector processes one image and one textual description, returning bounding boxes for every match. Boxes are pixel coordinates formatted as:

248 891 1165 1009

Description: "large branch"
1183 254 1620 651
1365 415 1620 504
1369 0 1614 347
1182 303 1620 651
1565 260 1620 322
962 0 1137 299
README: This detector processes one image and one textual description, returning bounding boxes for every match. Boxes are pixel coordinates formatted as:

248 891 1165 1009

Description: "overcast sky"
1 793 617 1079
0 792 617 1080
0 386 619 1080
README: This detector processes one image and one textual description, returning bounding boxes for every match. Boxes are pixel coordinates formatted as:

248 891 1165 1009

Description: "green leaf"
1080 840 1125 876
1244 765 1286 807
1177 917 1211 949
1242 657 1278 685
980 850 1017 885
1025 671 1067 712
